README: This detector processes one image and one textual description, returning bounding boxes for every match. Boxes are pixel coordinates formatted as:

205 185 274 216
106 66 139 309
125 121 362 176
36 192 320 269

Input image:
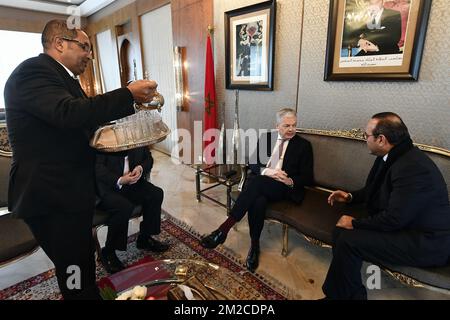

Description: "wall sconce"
173 46 187 111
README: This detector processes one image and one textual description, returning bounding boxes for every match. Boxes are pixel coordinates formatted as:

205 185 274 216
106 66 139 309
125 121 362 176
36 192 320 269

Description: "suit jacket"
249 132 314 203
4 53 135 219
95 147 153 197
351 138 450 236
355 8 402 55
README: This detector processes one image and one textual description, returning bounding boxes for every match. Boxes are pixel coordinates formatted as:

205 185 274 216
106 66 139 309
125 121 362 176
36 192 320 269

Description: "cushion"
93 205 143 227
298 133 373 191
265 189 366 244
0 214 38 264
0 156 11 207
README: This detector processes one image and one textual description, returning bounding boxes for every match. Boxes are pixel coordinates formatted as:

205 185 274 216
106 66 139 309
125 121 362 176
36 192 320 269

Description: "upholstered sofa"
0 124 39 266
233 128 450 294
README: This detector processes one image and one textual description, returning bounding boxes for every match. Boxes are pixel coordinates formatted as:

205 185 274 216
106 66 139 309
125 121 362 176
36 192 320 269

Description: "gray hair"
276 108 297 124
42 19 78 51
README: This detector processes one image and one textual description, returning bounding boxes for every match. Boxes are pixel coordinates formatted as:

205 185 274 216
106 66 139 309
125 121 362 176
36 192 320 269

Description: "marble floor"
0 150 449 300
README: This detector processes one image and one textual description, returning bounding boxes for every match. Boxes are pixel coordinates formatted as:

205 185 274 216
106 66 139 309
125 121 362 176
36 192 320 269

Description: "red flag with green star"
204 34 217 164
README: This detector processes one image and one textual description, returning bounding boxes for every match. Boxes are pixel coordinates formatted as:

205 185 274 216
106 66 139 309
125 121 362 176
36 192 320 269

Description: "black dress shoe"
200 229 227 249
100 248 125 274
136 236 170 252
245 246 260 273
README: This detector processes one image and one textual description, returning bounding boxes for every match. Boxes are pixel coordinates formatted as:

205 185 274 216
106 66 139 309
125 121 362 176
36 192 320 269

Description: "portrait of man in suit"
200 108 314 272
342 0 403 56
4 19 158 299
95 147 169 274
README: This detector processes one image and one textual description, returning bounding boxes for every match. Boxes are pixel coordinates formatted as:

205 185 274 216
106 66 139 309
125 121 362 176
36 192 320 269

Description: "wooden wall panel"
136 0 170 15
0 6 87 33
172 0 213 161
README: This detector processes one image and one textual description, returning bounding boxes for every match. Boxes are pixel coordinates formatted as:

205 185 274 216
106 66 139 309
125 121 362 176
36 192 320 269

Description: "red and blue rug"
0 214 289 300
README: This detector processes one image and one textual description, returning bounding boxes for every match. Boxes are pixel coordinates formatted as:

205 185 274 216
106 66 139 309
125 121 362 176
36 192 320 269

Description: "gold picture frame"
324 0 432 81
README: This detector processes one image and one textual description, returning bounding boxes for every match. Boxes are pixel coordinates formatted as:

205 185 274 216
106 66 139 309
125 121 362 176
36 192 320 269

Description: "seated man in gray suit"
200 108 314 272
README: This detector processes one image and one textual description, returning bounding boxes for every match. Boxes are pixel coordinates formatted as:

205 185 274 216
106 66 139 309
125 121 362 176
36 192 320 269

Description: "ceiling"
0 0 117 17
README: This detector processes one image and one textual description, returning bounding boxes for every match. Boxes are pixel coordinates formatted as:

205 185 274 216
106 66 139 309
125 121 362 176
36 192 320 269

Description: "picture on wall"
225 0 276 90
324 0 432 80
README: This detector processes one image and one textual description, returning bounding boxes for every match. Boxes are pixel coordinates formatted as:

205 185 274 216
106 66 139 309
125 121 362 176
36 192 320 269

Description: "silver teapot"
134 91 165 112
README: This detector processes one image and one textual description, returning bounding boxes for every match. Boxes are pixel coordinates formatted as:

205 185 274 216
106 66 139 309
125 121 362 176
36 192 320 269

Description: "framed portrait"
324 0 432 81
225 0 276 90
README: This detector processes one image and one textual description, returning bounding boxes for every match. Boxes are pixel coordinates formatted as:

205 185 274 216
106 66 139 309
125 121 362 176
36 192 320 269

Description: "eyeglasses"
60 37 92 54
363 132 377 139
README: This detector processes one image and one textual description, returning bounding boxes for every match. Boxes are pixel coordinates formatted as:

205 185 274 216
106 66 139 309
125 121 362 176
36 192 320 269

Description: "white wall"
140 4 178 155
96 28 121 92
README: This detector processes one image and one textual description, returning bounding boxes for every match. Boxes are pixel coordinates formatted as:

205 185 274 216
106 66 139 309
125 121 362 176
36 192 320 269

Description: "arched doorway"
119 38 135 87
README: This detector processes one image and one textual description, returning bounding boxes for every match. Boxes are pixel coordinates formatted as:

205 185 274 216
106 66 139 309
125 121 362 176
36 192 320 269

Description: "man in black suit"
352 0 402 55
323 112 450 299
95 147 169 273
4 20 159 300
200 108 314 272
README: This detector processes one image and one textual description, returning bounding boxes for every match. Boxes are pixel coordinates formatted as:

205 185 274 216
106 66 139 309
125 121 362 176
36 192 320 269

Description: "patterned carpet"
0 214 290 300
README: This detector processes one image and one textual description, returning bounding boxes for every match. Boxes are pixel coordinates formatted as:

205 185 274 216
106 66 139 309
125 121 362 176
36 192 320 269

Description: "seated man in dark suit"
354 0 402 55
96 147 169 273
323 112 450 299
200 108 314 272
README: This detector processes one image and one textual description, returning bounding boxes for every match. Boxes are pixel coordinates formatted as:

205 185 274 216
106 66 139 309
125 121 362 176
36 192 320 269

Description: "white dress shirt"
55 60 78 79
261 134 290 175
116 156 130 189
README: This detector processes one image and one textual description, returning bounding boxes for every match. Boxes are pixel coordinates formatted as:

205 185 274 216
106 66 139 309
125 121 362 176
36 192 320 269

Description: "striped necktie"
268 139 286 169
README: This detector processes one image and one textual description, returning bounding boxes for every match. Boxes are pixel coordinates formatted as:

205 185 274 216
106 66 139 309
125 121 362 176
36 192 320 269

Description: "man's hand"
328 190 351 206
358 39 379 53
118 166 143 186
264 169 292 186
277 174 294 187
336 215 354 230
127 80 158 103
128 165 143 185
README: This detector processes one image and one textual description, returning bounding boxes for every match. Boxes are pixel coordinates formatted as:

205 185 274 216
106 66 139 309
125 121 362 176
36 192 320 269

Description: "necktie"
268 139 286 169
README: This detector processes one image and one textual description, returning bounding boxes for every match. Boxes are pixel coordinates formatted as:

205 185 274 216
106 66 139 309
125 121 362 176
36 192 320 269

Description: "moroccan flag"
204 34 218 164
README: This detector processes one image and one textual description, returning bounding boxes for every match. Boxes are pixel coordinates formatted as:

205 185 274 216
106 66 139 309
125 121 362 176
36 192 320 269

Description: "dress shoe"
245 246 260 273
100 248 125 274
200 229 227 249
136 236 170 252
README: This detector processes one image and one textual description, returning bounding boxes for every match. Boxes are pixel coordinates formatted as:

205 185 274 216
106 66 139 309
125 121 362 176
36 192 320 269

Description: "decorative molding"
383 269 450 295
298 127 365 140
297 128 450 158
383 269 424 288
0 123 12 157
302 235 332 249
